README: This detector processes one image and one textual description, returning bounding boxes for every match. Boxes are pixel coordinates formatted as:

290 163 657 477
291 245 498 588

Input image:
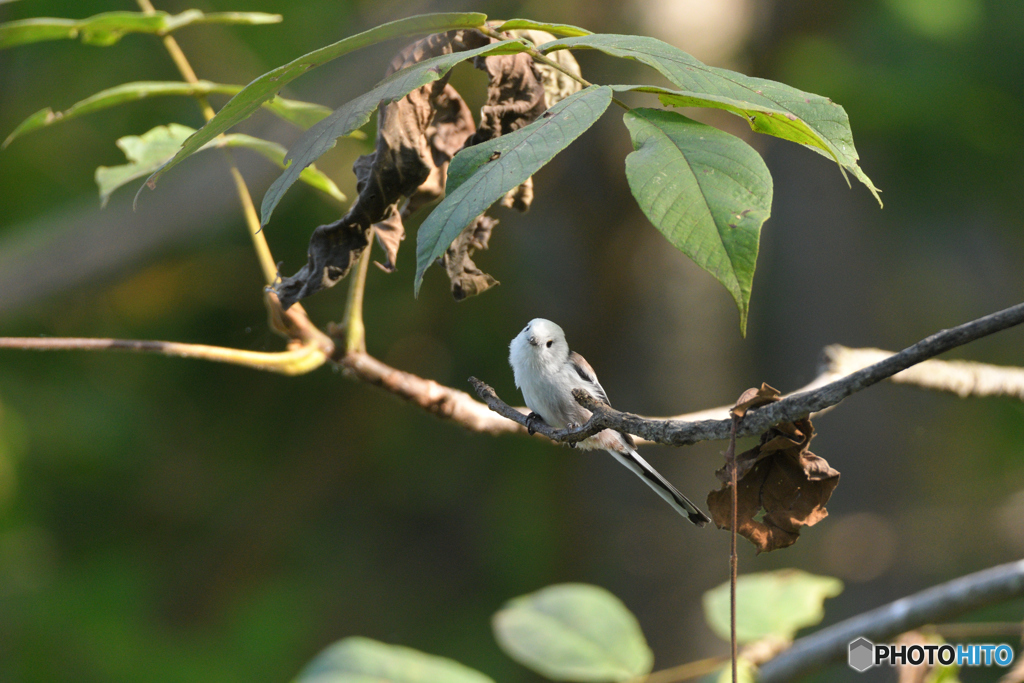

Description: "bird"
509 318 710 526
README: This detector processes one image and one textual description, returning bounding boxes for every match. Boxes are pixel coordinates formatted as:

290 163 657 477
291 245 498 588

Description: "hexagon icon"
848 637 874 672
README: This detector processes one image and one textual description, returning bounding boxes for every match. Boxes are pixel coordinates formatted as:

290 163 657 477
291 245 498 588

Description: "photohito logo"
848 638 1015 672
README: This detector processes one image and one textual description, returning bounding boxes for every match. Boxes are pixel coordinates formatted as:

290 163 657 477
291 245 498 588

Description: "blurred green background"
0 0 1022 681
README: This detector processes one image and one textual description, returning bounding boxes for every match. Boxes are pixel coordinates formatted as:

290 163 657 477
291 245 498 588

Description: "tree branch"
343 353 529 435
0 335 330 375
822 345 1024 400
758 559 1024 682
470 301 1024 447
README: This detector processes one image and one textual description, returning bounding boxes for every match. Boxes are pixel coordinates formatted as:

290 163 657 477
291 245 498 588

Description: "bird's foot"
565 422 580 448
525 412 543 436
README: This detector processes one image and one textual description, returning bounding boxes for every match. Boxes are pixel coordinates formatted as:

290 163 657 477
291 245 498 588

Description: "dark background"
0 0 1022 681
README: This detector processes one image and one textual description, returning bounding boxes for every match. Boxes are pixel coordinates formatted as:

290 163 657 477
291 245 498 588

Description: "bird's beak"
527 336 538 346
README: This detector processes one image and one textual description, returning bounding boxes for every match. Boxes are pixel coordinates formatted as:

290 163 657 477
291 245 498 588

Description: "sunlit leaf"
0 10 280 49
259 95 333 130
495 19 592 37
2 80 332 148
415 84 612 294
545 34 881 205
223 134 345 203
623 108 771 334
493 584 652 682
95 124 343 207
96 124 196 207
703 570 843 643
141 12 488 191
296 637 494 683
260 39 526 227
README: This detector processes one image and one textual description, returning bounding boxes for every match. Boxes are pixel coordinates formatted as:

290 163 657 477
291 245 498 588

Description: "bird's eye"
546 340 553 348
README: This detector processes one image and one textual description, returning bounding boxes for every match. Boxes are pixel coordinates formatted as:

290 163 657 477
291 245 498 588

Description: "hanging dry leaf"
708 386 839 552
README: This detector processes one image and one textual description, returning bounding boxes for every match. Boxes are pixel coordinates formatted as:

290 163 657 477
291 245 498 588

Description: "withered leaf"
467 50 546 145
708 388 839 553
372 204 404 273
276 25 556 307
444 215 499 299
509 29 583 108
731 382 780 419
370 81 476 273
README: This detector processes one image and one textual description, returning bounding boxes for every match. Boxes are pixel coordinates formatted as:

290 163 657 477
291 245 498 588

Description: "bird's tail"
607 447 711 527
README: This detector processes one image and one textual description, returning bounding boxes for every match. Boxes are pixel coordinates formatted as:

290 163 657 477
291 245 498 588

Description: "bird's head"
509 318 569 371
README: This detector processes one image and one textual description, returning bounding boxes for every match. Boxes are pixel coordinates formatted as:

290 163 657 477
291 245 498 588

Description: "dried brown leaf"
372 204 404 273
467 50 547 144
509 29 583 107
276 30 487 308
708 387 839 553
276 25 560 307
731 382 781 419
444 215 499 299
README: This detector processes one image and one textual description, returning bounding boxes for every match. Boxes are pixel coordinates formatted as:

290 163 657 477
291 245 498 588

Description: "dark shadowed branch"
758 559 1024 682
471 301 1024 447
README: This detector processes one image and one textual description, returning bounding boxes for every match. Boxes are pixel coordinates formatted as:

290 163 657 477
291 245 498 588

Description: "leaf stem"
135 0 278 286
480 25 630 110
340 236 373 354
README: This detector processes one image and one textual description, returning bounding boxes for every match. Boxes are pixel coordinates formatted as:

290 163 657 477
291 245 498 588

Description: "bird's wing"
607 447 711 527
569 350 637 447
568 351 611 405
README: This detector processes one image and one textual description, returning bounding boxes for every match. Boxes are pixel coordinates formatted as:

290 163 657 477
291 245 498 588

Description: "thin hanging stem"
727 418 740 683
135 0 278 286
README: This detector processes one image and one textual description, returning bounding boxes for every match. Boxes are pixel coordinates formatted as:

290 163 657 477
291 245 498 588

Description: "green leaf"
259 96 333 130
623 108 771 334
141 12 488 191
2 81 332 148
545 34 881 205
495 19 592 37
96 123 196 206
0 10 280 49
296 637 494 683
703 570 843 643
222 134 345 203
492 584 652 683
95 124 343 207
415 84 612 294
260 38 526 227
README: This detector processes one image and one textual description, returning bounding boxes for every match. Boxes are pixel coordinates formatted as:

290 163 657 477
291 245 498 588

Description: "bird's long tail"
607 447 711 526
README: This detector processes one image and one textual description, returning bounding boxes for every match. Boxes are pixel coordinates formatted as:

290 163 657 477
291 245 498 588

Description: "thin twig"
472 302 1024 447
0 336 329 375
639 657 728 683
135 0 279 286
758 559 1024 682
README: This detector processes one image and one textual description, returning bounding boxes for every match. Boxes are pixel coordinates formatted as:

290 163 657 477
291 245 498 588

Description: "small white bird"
509 318 710 526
